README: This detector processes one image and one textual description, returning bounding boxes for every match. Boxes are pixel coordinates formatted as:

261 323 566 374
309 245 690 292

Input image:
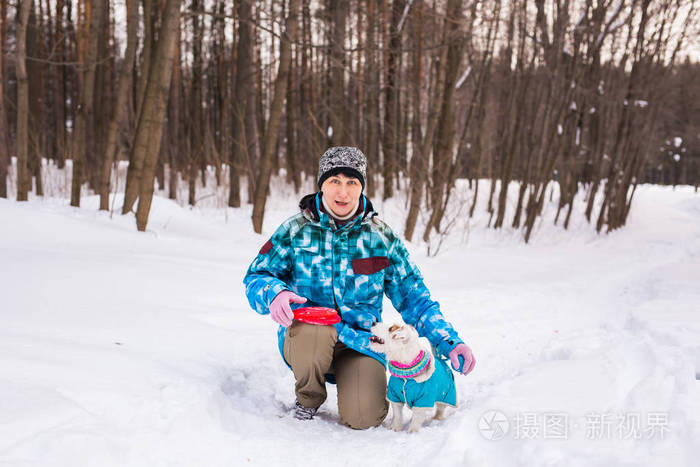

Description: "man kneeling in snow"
243 146 475 429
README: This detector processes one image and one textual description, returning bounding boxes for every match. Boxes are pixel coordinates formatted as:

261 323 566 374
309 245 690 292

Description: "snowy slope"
1 183 699 467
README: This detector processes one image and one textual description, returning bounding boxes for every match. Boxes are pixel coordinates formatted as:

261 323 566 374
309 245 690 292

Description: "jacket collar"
299 192 376 231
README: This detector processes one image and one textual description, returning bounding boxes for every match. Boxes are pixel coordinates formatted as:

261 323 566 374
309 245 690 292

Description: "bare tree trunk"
91 0 110 191
308 13 322 183
469 41 497 219
381 0 405 200
27 6 44 196
0 0 9 198
353 0 364 151
168 24 181 201
15 0 33 201
129 0 180 230
52 0 67 169
286 46 300 191
187 0 204 207
71 0 104 207
404 0 424 242
255 4 266 160
135 0 153 121
423 0 463 241
329 0 348 145
364 0 379 198
245 86 259 203
298 0 313 176
214 0 228 190
512 116 533 229
595 1 649 234
99 0 137 210
122 0 161 212
494 70 529 229
230 0 252 208
251 0 301 234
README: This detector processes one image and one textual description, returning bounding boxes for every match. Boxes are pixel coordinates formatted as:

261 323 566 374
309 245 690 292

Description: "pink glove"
269 291 307 327
449 343 476 375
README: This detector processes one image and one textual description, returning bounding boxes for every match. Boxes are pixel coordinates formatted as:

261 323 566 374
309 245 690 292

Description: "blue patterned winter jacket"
243 192 464 367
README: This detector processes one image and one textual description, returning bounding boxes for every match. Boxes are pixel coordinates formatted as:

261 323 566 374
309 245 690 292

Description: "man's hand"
449 343 476 375
269 291 307 326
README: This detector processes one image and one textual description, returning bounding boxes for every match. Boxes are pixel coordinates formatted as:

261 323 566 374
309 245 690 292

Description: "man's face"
321 173 363 218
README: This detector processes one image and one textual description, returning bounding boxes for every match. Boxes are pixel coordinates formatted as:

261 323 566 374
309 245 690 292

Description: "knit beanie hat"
317 146 367 190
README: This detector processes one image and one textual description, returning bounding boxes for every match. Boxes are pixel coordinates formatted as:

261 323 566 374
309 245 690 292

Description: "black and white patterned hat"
317 146 367 190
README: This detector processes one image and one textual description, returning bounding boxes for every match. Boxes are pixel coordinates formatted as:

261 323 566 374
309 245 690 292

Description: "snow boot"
294 401 318 420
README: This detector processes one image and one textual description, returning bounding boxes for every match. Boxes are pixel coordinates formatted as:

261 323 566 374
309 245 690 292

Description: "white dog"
369 322 456 432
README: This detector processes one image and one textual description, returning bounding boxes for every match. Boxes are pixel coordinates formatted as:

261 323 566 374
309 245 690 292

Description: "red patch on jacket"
352 256 390 274
259 239 273 255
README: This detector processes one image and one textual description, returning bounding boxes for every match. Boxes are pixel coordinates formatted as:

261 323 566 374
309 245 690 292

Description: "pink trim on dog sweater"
390 350 425 369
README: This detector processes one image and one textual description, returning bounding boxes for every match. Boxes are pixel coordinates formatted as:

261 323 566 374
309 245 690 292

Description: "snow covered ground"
1 178 699 467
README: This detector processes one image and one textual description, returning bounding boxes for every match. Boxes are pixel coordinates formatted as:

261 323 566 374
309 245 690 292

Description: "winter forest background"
0 0 698 243
2 1 700 465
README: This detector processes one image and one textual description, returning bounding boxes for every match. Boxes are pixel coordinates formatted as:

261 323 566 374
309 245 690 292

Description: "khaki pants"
283 321 388 429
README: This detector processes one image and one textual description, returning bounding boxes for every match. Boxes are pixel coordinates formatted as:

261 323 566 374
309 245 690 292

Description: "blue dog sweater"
387 356 457 408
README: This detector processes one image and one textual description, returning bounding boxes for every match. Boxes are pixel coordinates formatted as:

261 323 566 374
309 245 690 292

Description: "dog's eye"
388 324 400 333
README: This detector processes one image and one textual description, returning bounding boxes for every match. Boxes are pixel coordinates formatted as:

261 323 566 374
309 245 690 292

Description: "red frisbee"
293 306 341 325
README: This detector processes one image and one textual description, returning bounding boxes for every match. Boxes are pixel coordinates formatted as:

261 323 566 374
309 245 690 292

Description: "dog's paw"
434 404 450 420
390 421 403 432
